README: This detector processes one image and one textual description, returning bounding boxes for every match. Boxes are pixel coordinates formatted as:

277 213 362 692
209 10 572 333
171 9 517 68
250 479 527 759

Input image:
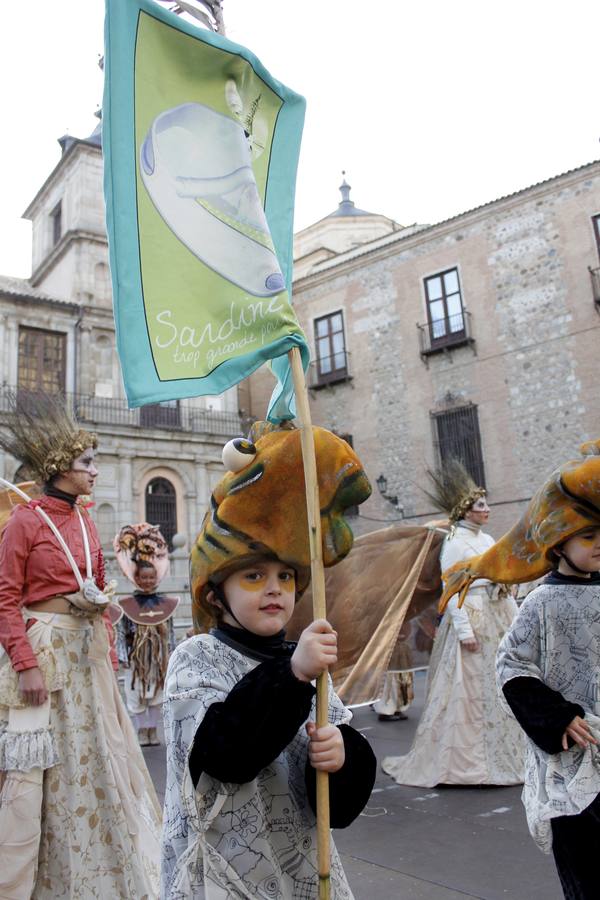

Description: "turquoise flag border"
103 0 309 421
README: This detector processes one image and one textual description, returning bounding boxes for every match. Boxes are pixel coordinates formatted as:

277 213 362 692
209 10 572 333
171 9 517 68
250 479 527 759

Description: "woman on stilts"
0 392 161 899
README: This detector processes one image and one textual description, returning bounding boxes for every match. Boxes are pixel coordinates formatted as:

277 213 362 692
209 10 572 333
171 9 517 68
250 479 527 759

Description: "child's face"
219 560 296 636
559 527 600 573
136 566 158 592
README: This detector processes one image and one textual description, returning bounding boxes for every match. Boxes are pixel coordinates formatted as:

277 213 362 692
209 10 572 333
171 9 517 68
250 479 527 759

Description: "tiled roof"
0 274 74 305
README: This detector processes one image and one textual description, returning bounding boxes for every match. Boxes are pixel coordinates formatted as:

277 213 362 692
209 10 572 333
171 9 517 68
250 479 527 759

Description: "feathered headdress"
114 522 170 590
0 390 97 483
423 459 485 524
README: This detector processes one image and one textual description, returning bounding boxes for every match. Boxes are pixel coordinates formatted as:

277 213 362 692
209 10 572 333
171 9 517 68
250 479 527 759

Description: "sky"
1 0 599 278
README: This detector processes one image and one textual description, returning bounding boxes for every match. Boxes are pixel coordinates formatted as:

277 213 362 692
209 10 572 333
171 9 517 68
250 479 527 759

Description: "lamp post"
376 474 402 512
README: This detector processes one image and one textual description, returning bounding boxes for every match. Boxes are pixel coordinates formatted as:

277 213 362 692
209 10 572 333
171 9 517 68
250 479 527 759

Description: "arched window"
145 477 177 549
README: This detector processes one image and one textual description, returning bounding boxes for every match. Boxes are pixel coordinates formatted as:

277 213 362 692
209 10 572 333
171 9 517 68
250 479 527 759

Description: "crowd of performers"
0 393 598 899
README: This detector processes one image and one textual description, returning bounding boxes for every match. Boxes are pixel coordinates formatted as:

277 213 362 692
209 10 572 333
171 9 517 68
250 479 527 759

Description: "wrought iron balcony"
589 266 600 307
0 387 242 438
416 309 475 362
309 351 352 389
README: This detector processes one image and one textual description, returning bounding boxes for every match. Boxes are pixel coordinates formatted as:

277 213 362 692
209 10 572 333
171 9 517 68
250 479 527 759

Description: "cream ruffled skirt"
0 610 161 899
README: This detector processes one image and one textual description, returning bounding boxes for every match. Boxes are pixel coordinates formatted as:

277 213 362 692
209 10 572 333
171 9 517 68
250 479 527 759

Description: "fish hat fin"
439 439 600 611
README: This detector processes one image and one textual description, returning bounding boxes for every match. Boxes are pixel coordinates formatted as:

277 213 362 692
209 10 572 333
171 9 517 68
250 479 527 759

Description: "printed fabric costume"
114 523 178 746
161 422 376 899
383 461 525 787
0 392 161 899
443 440 600 898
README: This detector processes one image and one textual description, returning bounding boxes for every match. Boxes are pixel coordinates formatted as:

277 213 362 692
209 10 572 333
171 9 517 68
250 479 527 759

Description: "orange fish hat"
440 439 600 611
191 421 372 632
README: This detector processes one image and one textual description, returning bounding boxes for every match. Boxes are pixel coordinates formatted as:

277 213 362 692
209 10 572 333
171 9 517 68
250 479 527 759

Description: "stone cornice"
23 140 102 220
30 228 108 286
293 159 600 292
0 291 79 314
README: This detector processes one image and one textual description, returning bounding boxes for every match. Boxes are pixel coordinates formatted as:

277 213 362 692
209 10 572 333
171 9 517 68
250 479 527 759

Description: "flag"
103 0 308 420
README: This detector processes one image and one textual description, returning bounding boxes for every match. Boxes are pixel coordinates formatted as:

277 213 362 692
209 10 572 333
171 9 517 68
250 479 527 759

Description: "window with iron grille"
424 268 465 344
592 215 600 261
145 477 177 550
432 403 486 488
50 201 62 247
314 311 347 384
18 327 66 395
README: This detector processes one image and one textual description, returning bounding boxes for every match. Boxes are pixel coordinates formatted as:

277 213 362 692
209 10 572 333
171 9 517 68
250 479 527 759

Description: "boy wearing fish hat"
442 439 600 899
161 423 376 899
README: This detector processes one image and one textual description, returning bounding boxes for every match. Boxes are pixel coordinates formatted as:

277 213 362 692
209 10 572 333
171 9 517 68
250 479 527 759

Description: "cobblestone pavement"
143 672 563 899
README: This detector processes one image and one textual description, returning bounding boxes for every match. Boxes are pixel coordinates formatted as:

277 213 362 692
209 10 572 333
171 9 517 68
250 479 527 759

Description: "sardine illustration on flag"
103 0 308 421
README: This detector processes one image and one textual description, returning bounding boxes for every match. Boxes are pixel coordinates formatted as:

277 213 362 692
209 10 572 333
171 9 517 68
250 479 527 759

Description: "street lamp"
376 473 401 511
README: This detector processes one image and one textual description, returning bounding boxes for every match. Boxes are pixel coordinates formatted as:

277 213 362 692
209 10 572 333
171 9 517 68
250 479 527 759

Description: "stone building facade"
245 166 600 538
0 124 242 630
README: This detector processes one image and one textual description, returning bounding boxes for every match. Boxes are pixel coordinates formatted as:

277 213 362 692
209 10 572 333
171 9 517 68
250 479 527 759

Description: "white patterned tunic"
496 581 600 851
161 634 354 899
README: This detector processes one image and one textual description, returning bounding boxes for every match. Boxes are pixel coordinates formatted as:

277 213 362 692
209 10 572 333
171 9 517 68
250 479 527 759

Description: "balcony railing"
589 266 600 307
309 351 352 389
417 310 475 360
0 387 242 438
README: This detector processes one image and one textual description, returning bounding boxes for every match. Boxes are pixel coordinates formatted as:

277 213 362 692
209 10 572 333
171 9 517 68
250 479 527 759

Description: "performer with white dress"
383 461 525 787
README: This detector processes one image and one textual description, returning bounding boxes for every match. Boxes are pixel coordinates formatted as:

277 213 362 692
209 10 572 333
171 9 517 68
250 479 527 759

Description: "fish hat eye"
222 438 257 472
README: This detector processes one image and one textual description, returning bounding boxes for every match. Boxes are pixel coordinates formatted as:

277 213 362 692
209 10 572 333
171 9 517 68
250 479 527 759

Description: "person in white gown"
382 461 525 787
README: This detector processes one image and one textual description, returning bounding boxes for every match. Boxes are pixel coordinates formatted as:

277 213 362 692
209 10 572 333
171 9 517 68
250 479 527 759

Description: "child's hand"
291 619 337 683
562 715 598 751
461 638 479 652
306 722 345 773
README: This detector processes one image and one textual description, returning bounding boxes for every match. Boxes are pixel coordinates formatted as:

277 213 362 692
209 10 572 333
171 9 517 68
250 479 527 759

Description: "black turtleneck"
501 569 598 754
545 570 600 586
43 484 78 506
188 624 376 828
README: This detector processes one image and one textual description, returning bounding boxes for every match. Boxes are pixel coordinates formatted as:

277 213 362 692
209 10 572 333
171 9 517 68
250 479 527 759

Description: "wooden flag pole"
288 346 331 900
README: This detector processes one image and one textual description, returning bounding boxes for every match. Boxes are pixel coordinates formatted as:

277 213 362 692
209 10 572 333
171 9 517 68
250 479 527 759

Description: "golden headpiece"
423 459 485 525
0 391 97 483
440 438 600 611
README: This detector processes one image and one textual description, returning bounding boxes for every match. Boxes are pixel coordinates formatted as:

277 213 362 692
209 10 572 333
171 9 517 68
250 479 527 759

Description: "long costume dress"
0 494 161 899
117 591 178 733
382 520 525 787
161 624 376 899
497 572 600 899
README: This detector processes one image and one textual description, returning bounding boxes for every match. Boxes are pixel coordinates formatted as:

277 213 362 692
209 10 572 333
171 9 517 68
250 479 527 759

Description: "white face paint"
464 495 490 525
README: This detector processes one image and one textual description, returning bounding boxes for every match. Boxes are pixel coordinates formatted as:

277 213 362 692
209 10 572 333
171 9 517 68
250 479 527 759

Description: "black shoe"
378 712 408 721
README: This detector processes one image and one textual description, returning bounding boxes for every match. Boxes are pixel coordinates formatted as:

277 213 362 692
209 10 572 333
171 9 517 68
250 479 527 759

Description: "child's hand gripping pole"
289 347 332 900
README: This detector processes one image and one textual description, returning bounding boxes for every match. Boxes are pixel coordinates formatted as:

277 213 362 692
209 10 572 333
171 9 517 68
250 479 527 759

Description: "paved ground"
143 672 563 899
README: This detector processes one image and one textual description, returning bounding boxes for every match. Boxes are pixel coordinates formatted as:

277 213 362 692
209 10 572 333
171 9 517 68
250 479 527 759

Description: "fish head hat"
191 422 372 631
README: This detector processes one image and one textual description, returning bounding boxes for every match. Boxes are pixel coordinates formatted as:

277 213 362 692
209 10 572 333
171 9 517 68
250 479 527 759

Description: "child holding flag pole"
160 411 375 897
